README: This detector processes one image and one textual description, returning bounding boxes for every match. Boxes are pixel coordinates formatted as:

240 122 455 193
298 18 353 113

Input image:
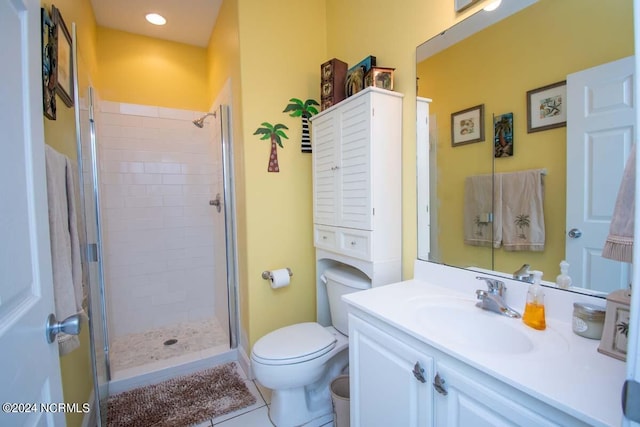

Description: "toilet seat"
251 322 337 365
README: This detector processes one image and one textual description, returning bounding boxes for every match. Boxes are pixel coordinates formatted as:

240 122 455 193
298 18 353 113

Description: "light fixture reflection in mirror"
483 0 502 11
415 0 634 297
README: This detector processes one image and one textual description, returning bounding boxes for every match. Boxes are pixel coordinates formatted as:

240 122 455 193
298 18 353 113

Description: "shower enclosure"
76 78 240 423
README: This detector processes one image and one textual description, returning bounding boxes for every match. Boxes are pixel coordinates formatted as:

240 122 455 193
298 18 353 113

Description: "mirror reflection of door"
566 56 634 293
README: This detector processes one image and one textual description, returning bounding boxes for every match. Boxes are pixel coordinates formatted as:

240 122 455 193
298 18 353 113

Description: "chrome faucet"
475 276 521 318
513 263 534 283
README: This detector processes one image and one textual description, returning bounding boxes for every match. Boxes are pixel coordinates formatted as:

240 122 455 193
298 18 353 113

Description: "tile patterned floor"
109 317 228 372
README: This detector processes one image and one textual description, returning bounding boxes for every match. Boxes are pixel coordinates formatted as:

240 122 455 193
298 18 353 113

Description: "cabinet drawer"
339 229 372 260
314 226 337 250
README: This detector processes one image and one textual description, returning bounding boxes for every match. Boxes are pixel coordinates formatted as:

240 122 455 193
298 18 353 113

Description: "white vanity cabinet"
311 87 402 263
349 309 593 427
349 314 433 427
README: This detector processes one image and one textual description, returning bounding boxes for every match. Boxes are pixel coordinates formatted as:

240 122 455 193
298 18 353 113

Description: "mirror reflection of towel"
463 174 502 248
603 144 635 263
501 170 545 251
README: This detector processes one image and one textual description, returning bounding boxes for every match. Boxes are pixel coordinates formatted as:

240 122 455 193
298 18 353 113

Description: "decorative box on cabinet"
320 58 348 110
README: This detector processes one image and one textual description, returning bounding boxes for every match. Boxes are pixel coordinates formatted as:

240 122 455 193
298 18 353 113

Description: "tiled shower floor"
109 317 229 372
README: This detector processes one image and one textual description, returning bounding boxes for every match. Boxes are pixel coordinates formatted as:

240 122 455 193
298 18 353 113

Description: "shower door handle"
209 193 222 213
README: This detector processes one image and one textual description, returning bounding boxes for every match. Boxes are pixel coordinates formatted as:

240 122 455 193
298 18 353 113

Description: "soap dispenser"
556 260 572 289
523 270 546 330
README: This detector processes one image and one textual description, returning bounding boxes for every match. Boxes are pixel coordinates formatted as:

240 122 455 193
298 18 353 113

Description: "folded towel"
463 174 502 248
45 145 86 355
603 144 635 263
501 169 545 251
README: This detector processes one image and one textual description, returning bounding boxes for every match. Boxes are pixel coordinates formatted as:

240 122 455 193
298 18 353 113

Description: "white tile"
99 100 120 113
212 379 269 426
123 196 164 208
213 405 273 427
144 162 182 174
254 381 272 405
120 103 159 117
158 106 197 121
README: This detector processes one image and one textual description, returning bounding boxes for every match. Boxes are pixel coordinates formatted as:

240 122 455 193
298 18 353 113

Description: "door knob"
568 228 582 238
209 193 222 213
46 313 81 343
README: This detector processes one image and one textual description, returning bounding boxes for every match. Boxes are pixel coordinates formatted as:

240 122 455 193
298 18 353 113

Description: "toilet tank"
323 265 371 335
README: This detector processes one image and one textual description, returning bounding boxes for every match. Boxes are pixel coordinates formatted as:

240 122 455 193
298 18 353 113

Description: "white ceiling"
90 0 222 47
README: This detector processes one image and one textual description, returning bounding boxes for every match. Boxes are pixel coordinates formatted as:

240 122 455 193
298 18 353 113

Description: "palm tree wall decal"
254 122 289 172
283 98 319 153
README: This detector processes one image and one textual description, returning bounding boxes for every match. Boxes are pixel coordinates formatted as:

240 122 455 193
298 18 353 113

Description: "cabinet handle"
433 372 448 396
350 241 356 246
322 236 327 240
412 362 426 383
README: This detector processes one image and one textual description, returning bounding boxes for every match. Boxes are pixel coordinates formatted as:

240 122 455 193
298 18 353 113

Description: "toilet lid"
252 322 337 365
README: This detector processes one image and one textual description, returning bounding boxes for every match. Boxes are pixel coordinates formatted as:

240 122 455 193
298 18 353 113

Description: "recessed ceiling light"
483 0 502 11
145 13 167 26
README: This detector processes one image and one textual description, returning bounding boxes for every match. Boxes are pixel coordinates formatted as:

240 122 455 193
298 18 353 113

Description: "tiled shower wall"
97 101 221 338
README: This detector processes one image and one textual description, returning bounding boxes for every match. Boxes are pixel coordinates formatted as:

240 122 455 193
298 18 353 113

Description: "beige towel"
45 145 86 355
463 174 502 248
603 144 635 263
501 169 545 251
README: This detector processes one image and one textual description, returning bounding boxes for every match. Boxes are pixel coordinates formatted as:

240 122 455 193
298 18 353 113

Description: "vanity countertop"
343 261 626 427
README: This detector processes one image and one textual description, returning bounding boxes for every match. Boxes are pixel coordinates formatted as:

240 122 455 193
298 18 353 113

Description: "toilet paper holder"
262 268 293 280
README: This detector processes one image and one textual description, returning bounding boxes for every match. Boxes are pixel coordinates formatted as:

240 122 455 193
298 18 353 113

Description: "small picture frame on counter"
597 289 631 361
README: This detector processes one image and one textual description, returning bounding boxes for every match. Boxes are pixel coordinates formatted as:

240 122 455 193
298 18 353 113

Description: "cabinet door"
349 314 433 427
312 112 338 226
338 95 373 230
434 361 581 427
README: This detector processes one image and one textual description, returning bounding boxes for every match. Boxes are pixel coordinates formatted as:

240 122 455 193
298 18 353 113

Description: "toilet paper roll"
270 268 291 289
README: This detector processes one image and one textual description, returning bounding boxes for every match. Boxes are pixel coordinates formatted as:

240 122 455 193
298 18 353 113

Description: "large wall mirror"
416 0 634 297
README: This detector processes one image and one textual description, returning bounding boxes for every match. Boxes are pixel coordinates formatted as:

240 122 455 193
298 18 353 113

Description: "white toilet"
251 264 371 427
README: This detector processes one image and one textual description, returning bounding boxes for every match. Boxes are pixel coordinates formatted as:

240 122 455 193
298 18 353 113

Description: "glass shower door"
73 25 109 425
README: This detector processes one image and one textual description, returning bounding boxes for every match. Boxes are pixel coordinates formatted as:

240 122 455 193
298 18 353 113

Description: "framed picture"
598 289 631 361
52 5 73 108
455 0 481 13
494 113 513 158
526 81 566 133
451 104 484 146
41 7 56 120
364 67 395 91
345 55 376 97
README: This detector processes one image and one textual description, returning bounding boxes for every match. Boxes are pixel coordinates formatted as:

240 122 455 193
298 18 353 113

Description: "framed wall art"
451 104 484 146
494 112 514 158
526 80 566 133
41 7 56 120
52 5 74 108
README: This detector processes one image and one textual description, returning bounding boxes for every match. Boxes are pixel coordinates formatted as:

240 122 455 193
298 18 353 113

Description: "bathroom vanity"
344 260 626 427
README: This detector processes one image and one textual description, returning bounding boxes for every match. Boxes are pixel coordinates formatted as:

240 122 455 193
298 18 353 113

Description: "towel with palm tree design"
501 169 545 251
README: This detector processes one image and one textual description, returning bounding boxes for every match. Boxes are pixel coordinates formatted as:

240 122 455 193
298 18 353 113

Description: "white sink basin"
412 296 534 354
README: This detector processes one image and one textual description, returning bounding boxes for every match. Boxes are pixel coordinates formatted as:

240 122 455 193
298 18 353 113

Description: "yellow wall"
40 1 98 426
205 0 252 347
96 28 209 111
417 0 633 277
236 0 327 346
325 0 485 279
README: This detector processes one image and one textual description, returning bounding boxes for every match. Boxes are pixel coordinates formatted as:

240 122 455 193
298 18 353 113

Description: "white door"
417 97 431 260
566 56 634 293
0 0 65 425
